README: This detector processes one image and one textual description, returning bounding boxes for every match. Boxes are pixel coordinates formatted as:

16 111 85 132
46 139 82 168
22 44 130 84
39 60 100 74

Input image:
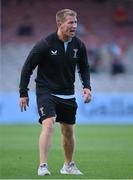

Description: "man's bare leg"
60 122 75 163
60 123 83 175
39 117 55 164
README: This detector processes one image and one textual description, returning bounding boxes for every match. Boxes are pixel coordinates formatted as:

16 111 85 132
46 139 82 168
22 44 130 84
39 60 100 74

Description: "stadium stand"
1 0 133 92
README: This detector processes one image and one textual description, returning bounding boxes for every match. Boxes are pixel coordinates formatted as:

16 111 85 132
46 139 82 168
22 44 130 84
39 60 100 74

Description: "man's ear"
57 20 62 28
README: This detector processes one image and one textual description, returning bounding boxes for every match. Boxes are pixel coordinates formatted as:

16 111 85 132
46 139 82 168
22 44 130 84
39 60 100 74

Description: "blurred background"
1 0 133 124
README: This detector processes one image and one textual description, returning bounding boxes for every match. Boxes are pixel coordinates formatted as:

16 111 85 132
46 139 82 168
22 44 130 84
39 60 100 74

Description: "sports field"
0 124 132 179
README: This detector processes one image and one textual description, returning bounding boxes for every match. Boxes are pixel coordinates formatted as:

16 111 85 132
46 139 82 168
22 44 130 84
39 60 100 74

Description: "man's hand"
82 88 91 103
20 97 29 112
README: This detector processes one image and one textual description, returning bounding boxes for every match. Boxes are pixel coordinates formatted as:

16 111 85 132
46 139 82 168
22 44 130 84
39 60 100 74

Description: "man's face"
59 15 77 38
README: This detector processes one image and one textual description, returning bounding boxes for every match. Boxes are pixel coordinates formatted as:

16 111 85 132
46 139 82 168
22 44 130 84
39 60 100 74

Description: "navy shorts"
36 90 78 125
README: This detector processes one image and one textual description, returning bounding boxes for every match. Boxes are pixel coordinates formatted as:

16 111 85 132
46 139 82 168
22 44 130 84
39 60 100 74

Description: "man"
19 9 91 176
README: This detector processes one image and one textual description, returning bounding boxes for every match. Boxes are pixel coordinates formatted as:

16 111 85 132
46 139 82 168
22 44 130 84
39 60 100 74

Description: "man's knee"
64 130 73 139
61 123 74 138
42 117 55 131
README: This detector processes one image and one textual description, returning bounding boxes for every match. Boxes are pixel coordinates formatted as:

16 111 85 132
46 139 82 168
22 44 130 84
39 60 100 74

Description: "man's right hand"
20 97 29 112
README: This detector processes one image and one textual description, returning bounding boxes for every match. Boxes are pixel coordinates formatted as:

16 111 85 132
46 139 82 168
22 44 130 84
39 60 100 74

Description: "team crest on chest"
51 50 57 55
73 49 78 58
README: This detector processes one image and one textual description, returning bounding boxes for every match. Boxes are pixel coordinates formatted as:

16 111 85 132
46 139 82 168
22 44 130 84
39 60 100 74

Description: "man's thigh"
55 97 78 125
37 91 56 124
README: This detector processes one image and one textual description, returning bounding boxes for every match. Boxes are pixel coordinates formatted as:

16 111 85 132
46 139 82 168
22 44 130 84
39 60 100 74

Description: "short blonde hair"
56 9 77 23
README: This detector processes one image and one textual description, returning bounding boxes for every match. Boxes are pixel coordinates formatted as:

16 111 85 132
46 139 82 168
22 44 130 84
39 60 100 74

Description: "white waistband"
51 94 75 99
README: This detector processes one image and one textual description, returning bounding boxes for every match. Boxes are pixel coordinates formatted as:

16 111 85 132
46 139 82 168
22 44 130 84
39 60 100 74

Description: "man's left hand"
82 88 91 103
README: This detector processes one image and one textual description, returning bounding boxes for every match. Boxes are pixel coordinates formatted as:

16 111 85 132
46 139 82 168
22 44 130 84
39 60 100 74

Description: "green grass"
0 124 133 179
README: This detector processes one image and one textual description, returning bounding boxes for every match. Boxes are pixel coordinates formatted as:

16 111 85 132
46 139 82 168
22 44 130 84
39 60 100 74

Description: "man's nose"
73 23 77 28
